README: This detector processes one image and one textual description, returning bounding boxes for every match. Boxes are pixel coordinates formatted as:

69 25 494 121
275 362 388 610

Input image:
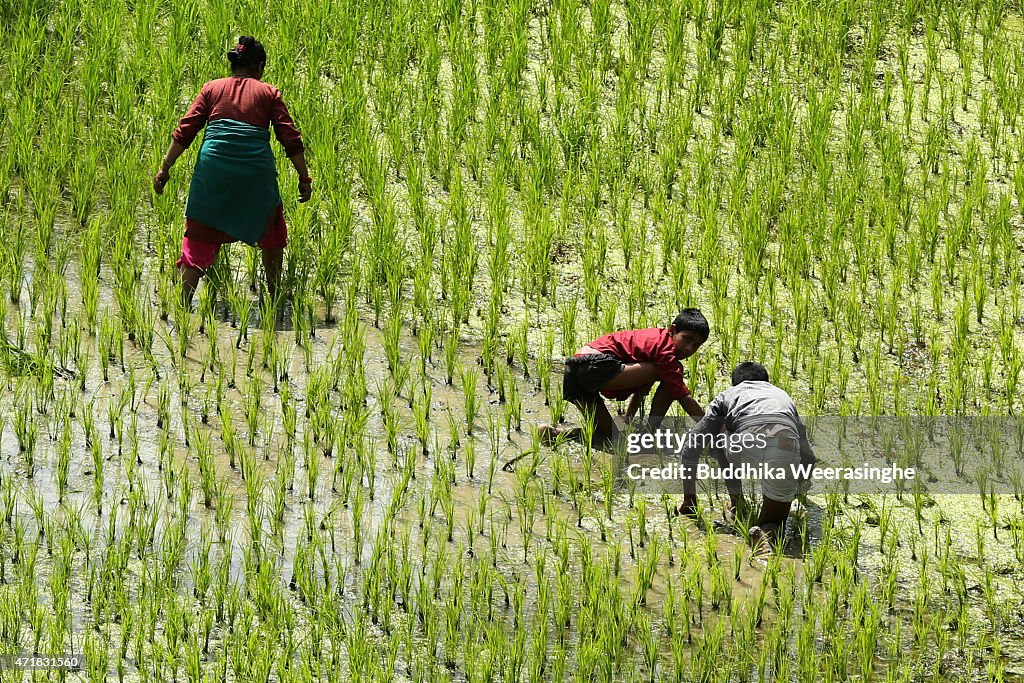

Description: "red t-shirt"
586 328 691 401
172 76 304 157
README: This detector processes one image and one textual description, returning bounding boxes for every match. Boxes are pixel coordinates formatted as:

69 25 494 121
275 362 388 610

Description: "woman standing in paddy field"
153 35 312 306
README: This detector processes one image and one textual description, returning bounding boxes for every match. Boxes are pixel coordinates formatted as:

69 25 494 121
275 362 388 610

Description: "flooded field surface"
3 0 1024 680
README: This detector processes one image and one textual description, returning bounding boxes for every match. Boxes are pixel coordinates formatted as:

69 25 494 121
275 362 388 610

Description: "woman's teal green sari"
185 118 281 245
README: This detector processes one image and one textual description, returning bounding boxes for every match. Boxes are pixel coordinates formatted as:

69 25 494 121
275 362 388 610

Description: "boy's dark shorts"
562 353 624 404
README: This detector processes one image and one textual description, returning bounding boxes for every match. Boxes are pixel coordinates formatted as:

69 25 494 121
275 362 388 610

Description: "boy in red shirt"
541 309 709 444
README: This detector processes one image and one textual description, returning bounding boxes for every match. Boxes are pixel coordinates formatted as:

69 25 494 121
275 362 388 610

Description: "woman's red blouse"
172 76 304 157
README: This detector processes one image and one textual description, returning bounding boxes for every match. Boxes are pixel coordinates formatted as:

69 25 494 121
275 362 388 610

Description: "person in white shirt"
678 362 816 551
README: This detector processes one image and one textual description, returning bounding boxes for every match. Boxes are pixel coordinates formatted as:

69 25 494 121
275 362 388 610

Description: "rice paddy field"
3 0 1024 679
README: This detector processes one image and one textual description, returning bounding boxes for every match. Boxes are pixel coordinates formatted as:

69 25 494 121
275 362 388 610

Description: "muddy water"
8 269 1023 680
1 260 794 674
4 141 1024 677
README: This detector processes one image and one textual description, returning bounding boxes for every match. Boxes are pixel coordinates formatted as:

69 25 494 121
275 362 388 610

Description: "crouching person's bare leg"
749 497 792 552
576 398 616 444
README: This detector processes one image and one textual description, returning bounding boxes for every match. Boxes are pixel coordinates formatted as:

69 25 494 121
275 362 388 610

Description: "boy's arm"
625 392 645 419
797 419 816 466
679 397 727 465
678 394 728 511
678 395 704 418
790 406 816 466
647 336 692 406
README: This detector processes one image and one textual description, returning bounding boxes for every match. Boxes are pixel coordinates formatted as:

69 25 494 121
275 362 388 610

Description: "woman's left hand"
298 180 312 203
153 169 170 194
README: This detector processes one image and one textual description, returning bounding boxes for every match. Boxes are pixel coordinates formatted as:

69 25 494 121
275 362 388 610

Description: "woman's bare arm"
289 150 311 203
153 140 187 193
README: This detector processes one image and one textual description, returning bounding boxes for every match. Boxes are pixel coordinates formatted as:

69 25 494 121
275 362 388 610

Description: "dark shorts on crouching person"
562 354 624 404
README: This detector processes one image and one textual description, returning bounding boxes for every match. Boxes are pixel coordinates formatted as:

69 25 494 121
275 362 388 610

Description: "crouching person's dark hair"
671 308 710 341
732 361 770 385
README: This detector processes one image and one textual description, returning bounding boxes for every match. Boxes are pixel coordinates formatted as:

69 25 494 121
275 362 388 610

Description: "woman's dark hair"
732 361 770 385
670 308 710 341
227 36 266 69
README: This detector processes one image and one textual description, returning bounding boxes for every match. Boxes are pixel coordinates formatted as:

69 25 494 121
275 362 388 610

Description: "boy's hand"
679 395 705 418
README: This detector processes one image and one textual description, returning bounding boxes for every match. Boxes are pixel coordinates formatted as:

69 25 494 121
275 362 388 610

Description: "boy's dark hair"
670 308 710 341
228 36 266 69
732 361 770 385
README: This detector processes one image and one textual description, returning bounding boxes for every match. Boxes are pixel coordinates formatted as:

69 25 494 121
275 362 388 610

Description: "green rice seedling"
220 400 242 471
986 481 999 541
12 391 35 477
444 326 461 386
569 456 601 538
213 478 233 546
558 296 579 358
155 377 172 431
415 316 435 375
352 485 365 566
361 437 378 500
54 417 72 500
124 411 143 483
515 472 537 564
292 283 317 345
243 375 263 447
244 487 267 569
96 314 117 382
411 387 431 459
636 495 649 548
280 384 297 453
460 363 480 435
194 424 216 510
380 379 401 458
463 439 477 481
106 385 129 441
481 294 501 378
480 408 500 490
269 465 288 542
505 371 522 434
83 629 109 683
635 535 661 608
170 299 198 363
245 335 260 378
90 430 104 515
226 280 254 349
258 291 278 362
2 221 28 306
383 311 402 374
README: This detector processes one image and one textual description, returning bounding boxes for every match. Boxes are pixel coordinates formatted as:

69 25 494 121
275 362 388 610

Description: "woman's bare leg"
179 265 203 307
262 247 284 300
